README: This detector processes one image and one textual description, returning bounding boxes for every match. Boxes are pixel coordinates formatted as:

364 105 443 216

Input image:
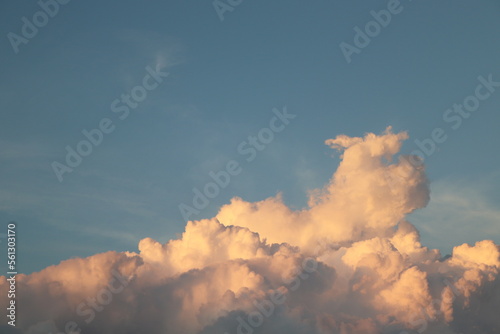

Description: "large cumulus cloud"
1 127 498 334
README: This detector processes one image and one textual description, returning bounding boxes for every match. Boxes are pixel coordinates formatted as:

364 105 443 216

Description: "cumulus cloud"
1 127 499 334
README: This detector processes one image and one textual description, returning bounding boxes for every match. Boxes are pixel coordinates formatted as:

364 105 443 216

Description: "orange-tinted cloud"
1 128 498 334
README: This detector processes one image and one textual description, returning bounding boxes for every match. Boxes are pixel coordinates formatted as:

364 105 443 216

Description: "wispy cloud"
410 174 500 253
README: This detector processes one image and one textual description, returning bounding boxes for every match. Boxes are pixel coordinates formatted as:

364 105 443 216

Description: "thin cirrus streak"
1 127 498 334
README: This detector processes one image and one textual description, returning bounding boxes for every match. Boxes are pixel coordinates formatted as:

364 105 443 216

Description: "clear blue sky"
1 0 499 274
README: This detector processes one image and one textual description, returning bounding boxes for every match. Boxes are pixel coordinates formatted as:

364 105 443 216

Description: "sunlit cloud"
1 128 498 334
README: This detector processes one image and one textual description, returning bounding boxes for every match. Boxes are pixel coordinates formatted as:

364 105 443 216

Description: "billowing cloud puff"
217 127 429 253
1 128 498 334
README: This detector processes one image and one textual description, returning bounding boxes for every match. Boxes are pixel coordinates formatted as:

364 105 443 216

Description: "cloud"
217 127 429 251
1 127 498 334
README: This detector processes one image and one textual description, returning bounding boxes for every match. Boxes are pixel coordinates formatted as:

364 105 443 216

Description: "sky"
0 1 499 332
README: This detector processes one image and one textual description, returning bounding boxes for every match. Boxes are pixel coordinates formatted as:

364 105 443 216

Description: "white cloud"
1 128 498 334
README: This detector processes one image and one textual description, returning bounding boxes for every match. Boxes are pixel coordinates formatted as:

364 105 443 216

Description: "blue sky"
1 0 499 274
